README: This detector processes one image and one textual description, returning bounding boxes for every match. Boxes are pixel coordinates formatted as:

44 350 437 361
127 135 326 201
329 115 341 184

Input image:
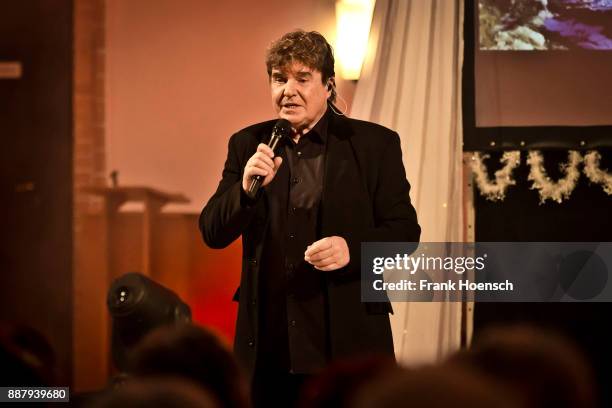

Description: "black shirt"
257 110 329 374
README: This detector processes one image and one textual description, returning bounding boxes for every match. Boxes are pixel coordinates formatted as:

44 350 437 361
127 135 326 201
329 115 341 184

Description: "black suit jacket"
199 111 420 378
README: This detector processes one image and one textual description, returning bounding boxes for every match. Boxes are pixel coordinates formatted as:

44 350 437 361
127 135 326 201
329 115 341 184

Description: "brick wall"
74 0 105 199
73 0 109 391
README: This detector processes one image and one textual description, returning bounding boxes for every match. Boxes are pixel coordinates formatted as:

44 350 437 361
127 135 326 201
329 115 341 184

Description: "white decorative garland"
583 150 612 195
470 151 521 201
527 150 582 204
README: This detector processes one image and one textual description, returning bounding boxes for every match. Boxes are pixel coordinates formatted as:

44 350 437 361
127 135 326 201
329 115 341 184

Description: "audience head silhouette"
128 324 248 408
448 324 596 408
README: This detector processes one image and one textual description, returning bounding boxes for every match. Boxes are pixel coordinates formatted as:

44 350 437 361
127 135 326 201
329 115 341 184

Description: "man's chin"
279 113 305 129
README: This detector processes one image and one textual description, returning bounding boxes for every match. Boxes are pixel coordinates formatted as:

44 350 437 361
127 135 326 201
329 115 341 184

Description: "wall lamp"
335 0 375 80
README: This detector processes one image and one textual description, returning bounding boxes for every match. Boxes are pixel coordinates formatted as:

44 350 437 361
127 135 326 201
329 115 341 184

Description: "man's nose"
283 79 298 96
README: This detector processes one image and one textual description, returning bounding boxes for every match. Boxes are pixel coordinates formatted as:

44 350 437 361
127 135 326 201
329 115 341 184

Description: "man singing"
200 30 420 407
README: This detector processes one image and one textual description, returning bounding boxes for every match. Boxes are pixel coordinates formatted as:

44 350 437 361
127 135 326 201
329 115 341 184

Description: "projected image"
479 0 612 50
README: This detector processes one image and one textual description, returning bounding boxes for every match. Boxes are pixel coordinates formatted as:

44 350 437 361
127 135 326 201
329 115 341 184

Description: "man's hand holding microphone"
242 143 283 194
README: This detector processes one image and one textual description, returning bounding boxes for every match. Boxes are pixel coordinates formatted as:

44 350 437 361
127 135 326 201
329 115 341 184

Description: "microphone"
247 118 292 198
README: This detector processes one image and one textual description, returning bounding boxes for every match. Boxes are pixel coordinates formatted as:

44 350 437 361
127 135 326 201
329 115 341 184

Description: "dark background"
464 1 612 405
0 0 74 385
473 149 612 406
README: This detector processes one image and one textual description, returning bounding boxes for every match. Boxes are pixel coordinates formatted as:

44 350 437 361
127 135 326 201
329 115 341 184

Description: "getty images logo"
372 253 488 275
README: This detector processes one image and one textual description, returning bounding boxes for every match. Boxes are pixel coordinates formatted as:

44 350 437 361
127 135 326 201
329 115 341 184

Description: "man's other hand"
242 143 283 193
304 236 350 272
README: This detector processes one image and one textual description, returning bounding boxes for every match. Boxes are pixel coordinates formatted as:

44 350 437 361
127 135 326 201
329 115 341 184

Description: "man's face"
270 61 331 132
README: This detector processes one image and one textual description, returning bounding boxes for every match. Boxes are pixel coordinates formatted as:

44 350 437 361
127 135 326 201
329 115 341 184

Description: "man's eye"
273 77 286 83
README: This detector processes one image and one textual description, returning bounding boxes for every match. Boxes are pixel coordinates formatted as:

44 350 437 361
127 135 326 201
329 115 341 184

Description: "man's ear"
326 77 335 96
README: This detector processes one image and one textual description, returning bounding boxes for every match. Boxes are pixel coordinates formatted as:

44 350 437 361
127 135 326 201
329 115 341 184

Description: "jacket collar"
327 105 354 141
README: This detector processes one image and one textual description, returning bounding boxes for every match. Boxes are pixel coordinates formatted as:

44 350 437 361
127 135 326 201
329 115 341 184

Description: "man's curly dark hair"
265 30 337 102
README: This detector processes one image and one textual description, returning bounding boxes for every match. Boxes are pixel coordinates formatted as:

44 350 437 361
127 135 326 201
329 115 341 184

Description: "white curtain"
351 0 466 365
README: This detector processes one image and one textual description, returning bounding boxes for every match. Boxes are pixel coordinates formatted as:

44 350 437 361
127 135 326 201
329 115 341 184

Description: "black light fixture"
107 272 191 371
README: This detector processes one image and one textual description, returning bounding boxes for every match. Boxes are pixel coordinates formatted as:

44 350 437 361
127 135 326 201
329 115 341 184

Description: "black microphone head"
273 118 292 138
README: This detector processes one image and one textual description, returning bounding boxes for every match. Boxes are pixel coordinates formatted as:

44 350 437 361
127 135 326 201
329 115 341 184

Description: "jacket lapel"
321 113 363 237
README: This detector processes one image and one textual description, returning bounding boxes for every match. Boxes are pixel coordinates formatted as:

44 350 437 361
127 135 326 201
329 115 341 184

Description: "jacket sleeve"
342 131 421 274
199 133 261 249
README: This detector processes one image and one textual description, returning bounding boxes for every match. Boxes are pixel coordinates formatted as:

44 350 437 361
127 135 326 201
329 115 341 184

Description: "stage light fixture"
107 272 191 371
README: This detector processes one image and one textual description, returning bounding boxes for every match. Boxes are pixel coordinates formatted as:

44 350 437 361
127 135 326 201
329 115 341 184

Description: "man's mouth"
282 103 301 109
